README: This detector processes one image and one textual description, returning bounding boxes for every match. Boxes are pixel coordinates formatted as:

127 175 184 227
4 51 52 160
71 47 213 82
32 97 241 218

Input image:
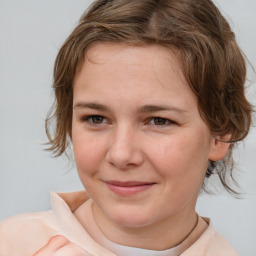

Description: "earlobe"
209 134 231 161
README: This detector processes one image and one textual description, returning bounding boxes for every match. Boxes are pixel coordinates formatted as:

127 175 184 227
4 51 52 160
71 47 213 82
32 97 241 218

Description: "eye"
82 115 107 124
149 117 174 126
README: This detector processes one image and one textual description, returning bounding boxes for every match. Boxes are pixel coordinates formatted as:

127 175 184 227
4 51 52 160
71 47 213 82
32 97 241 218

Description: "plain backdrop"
0 1 255 255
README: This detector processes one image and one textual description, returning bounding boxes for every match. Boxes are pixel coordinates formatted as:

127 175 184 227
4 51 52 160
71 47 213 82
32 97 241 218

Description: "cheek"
73 141 104 194
72 129 106 177
151 136 208 210
150 134 209 183
149 135 190 173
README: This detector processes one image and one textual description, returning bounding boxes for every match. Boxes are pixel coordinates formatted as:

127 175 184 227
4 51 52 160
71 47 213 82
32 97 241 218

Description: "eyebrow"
137 105 187 114
73 102 187 114
73 102 109 111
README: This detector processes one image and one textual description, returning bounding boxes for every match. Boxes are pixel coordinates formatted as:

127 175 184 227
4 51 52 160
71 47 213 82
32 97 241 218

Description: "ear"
209 134 231 161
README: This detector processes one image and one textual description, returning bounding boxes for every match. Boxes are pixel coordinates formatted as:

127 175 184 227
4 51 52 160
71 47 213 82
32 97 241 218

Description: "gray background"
0 1 255 255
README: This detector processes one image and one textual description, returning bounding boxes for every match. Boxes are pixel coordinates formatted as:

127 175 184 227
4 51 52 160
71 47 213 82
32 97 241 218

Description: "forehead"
85 43 182 70
74 43 198 111
77 43 187 89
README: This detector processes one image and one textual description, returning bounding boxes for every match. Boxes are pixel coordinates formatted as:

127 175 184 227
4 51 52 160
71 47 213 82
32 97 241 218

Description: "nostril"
106 145 144 169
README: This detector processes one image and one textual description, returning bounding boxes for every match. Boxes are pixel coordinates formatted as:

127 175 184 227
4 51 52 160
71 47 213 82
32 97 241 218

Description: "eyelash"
148 117 175 126
80 115 108 125
80 115 176 127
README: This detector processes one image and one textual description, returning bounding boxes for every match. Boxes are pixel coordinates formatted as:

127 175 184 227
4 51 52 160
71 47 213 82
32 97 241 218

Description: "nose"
106 126 144 169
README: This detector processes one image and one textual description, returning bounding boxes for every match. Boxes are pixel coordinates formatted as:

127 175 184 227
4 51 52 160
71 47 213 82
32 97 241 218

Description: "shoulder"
208 230 239 255
183 218 239 256
0 211 60 256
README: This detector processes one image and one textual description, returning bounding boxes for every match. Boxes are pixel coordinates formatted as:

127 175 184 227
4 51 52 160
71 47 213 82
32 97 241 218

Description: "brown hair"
46 0 253 194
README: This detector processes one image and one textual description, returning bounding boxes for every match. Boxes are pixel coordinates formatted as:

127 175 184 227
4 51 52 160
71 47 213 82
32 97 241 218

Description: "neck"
92 203 198 250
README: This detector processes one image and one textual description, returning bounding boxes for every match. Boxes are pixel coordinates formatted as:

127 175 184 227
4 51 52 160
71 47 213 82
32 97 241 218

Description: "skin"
35 43 230 254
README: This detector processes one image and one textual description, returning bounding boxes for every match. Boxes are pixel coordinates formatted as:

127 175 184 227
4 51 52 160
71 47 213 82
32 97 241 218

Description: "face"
72 43 226 229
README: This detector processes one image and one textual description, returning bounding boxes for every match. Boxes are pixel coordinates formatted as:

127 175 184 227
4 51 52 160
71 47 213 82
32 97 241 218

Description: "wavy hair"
46 0 253 195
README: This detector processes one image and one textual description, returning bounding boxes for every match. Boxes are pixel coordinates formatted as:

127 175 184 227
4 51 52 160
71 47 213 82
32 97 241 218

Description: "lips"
105 180 156 196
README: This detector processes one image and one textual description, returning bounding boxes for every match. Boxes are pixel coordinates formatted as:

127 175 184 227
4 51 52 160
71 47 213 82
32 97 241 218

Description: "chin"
107 206 155 228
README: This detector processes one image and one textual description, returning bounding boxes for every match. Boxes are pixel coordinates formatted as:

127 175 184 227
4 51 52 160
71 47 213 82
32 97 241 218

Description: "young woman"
0 0 253 255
